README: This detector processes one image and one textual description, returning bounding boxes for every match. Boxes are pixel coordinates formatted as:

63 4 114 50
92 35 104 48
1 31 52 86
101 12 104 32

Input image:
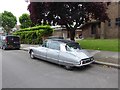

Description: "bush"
13 25 53 44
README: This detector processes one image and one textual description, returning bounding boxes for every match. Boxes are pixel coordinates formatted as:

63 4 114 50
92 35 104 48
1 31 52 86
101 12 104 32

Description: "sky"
0 0 30 25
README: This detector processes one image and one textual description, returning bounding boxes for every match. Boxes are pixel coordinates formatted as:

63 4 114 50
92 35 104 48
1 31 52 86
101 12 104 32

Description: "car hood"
71 49 93 60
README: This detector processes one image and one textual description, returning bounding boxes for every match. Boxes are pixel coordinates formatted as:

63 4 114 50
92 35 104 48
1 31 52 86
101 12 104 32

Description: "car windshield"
66 42 81 50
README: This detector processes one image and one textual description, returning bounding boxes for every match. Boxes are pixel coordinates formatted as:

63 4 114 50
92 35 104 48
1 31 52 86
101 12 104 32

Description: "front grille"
82 60 91 64
81 57 94 64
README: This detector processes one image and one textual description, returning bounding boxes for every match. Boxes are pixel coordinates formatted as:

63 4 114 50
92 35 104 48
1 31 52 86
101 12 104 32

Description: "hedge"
13 25 53 44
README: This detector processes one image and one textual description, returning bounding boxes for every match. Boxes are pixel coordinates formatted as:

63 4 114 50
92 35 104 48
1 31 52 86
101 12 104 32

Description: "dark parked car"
0 35 20 50
28 39 94 70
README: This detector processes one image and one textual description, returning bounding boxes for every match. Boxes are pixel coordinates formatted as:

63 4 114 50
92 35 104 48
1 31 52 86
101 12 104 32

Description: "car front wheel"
64 65 73 70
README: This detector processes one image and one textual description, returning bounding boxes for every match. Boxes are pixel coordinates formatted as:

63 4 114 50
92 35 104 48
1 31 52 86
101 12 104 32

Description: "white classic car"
28 39 94 70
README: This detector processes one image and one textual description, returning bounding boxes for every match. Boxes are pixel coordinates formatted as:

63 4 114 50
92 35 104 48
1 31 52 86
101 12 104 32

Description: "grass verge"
76 39 119 52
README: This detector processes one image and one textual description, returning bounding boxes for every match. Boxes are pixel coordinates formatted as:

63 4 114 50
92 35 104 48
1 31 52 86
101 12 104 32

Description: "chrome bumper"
74 60 95 67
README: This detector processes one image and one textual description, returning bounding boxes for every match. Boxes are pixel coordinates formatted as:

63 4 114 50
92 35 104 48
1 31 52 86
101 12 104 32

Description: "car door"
59 44 77 66
36 41 48 60
46 41 60 64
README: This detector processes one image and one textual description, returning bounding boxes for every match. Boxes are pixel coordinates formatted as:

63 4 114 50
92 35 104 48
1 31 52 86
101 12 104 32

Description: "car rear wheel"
30 50 35 59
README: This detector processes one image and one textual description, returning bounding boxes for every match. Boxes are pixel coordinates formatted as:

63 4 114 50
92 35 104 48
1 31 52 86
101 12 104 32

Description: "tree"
19 13 33 29
28 2 109 40
1 11 17 35
0 13 2 25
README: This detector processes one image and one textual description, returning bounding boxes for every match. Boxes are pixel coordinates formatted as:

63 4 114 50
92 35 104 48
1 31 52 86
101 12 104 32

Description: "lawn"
76 39 119 52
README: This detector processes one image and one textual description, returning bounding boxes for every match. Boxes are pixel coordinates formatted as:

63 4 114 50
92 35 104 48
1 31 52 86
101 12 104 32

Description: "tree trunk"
65 24 76 41
69 29 75 41
6 30 9 35
100 22 105 39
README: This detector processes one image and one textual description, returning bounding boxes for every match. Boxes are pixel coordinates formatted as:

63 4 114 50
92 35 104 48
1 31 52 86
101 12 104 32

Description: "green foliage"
1 11 17 34
19 13 33 29
13 25 53 44
0 13 2 24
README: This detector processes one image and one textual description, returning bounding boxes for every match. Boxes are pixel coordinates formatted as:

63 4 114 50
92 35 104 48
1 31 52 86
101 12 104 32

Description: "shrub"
13 25 53 44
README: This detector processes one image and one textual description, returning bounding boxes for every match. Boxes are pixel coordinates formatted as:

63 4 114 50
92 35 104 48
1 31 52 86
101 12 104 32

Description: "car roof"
47 39 78 44
47 36 64 39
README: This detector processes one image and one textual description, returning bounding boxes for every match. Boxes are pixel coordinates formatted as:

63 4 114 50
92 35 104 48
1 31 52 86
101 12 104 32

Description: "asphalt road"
1 49 118 88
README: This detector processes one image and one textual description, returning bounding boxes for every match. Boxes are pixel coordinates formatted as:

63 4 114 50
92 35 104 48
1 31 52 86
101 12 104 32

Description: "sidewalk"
20 44 120 69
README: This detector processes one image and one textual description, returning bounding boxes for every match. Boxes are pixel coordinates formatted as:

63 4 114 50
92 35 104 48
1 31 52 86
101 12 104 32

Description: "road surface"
1 50 118 88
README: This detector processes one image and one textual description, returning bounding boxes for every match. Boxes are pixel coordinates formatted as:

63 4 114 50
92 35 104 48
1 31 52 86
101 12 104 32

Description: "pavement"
0 50 2 90
20 44 120 69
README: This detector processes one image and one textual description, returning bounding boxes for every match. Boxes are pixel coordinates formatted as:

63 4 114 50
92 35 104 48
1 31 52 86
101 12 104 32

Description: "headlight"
80 60 83 65
90 57 94 61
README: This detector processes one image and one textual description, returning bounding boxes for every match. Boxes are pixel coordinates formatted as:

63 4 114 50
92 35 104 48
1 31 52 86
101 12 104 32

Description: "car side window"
65 45 71 51
48 41 60 50
42 41 48 48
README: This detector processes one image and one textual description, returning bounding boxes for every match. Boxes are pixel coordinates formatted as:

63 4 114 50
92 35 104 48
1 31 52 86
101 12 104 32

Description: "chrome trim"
75 60 94 67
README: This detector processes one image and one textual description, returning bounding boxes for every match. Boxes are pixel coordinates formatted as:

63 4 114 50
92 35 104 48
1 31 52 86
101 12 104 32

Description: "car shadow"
72 65 93 72
1 49 21 51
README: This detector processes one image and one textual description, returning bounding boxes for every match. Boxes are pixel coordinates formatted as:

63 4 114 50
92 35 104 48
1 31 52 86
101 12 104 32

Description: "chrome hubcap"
65 65 72 70
30 52 34 58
